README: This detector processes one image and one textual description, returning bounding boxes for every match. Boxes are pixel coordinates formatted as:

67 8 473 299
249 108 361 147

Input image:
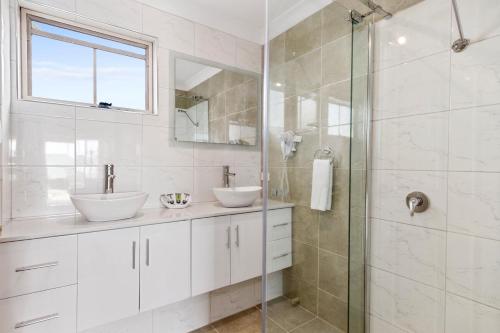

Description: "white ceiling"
175 59 221 91
136 0 332 44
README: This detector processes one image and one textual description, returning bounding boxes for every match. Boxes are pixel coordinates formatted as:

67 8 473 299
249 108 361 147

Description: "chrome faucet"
222 165 235 188
104 164 115 194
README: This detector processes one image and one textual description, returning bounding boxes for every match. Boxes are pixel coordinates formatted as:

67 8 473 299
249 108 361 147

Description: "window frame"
20 8 155 113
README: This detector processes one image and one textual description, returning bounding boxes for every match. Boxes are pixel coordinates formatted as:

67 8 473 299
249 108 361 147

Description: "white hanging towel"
310 159 333 211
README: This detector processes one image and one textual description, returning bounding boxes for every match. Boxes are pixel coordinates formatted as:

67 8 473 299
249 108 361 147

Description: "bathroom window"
20 9 154 113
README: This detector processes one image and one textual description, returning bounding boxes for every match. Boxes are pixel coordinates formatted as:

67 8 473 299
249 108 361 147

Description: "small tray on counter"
160 193 191 209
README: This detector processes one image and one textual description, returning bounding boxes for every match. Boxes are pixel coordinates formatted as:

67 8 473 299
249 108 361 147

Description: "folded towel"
310 159 333 211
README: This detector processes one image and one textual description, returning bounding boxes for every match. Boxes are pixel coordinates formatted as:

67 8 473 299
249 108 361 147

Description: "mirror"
174 57 259 145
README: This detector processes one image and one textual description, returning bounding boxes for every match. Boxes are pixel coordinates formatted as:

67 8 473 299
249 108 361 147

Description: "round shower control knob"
405 192 429 216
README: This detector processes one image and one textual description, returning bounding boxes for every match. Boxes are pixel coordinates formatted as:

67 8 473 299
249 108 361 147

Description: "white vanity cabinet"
77 228 140 331
230 212 263 284
140 221 191 311
192 216 231 296
192 209 291 294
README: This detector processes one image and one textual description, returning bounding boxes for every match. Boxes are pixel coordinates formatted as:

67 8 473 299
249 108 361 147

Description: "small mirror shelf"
173 56 260 146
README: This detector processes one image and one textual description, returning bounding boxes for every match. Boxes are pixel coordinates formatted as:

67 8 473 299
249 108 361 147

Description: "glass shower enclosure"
261 2 371 332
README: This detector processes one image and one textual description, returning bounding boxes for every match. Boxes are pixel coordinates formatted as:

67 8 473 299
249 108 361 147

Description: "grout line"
369 265 444 291
288 317 317 332
446 290 500 311
372 216 500 243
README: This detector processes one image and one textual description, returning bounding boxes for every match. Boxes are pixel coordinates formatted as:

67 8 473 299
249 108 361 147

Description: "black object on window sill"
98 102 112 109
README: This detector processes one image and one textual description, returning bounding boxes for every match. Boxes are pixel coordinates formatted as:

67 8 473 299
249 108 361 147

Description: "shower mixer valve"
405 192 429 216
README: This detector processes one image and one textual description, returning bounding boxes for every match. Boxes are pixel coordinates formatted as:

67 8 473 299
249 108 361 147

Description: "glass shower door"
262 2 371 332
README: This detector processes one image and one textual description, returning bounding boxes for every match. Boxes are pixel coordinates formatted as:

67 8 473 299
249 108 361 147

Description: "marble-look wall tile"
76 166 141 194
448 171 500 241
142 126 193 167
453 0 500 45
370 219 446 288
318 289 348 331
371 112 449 171
451 36 500 109
76 0 142 32
445 292 500 333
318 249 348 301
11 99 75 119
195 24 236 66
370 170 447 229
235 39 262 73
446 233 500 309
284 11 321 62
374 0 450 71
319 80 351 127
193 144 234 167
142 166 193 208
142 6 195 55
75 120 142 166
10 114 75 166
373 51 450 120
11 166 75 218
370 267 445 333
369 315 408 333
232 166 260 187
27 0 76 12
193 166 224 202
318 210 349 256
284 49 321 98
291 206 319 247
449 105 500 172
321 1 351 46
322 35 351 85
143 88 173 128
75 106 142 125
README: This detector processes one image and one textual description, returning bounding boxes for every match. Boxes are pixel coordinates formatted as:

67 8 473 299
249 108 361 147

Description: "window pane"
31 35 93 103
32 20 146 56
96 50 146 110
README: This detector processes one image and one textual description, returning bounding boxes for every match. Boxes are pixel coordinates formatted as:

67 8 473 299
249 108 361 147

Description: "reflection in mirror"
174 57 259 145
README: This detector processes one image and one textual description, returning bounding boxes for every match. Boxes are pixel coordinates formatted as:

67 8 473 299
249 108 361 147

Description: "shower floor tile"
190 297 343 333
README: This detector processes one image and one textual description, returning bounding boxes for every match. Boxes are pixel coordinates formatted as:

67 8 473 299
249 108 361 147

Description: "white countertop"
0 200 294 243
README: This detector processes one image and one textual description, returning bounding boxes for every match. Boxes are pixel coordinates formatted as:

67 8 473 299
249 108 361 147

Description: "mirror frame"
170 52 262 146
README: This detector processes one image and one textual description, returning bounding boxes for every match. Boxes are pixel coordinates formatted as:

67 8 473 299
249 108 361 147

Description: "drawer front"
267 208 292 241
267 237 292 273
0 285 77 333
0 235 77 299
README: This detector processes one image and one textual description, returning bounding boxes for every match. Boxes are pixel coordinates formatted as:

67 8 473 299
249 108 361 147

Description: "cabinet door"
192 216 231 296
140 221 191 311
231 212 263 284
77 228 139 331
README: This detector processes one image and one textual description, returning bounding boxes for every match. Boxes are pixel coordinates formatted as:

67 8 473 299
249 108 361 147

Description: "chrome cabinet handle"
15 261 58 272
272 222 289 228
15 313 60 329
132 241 136 269
146 238 150 266
273 253 290 260
235 225 240 247
226 227 231 249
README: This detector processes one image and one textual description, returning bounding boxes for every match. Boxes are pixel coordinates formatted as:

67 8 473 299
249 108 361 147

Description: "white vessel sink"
71 192 148 222
213 186 262 208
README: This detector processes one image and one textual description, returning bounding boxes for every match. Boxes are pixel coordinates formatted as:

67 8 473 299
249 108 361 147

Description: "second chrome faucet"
222 165 235 188
104 164 116 194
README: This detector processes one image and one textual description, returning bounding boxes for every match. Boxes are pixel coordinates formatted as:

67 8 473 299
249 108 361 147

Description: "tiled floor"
191 297 344 333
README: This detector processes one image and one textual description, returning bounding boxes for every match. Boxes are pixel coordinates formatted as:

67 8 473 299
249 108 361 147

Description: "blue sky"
31 21 146 110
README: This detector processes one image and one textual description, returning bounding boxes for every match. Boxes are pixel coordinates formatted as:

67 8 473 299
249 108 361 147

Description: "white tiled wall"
6 0 262 219
369 0 500 332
